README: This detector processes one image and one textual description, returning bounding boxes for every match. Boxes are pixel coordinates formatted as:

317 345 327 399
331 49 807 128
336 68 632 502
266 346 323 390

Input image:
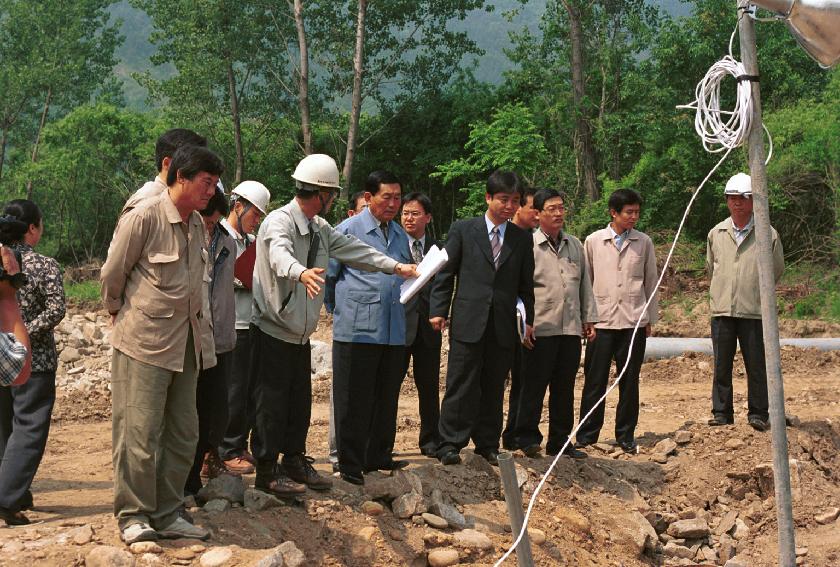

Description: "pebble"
422 513 449 529
731 518 750 540
724 438 745 450
204 498 231 513
278 540 306 567
795 547 808 557
667 518 710 539
3 541 25 554
85 545 135 567
453 528 493 550
139 553 163 565
428 548 460 566
358 526 377 541
528 528 546 545
815 507 840 524
70 523 94 545
675 430 693 444
199 546 234 567
361 500 384 516
171 548 197 560
130 541 163 554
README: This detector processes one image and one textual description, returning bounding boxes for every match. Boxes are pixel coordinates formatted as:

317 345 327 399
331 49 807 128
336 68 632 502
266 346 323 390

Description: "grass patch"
65 280 100 303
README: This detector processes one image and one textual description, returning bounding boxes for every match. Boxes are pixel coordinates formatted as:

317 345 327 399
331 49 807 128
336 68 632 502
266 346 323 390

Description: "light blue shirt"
325 207 411 345
731 215 754 246
608 223 629 250
484 214 507 247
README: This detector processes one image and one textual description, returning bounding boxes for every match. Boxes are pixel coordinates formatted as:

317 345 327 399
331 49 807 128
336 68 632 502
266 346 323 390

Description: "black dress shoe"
708 415 734 426
476 450 500 466
558 446 588 459
521 444 542 458
574 440 592 450
365 459 409 473
439 450 461 466
618 440 638 454
0 507 30 526
420 448 438 458
339 471 365 485
748 416 770 432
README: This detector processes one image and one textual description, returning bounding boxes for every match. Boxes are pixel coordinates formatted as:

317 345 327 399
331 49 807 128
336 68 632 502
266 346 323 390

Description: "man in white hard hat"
249 154 417 496
706 172 784 432
217 180 270 475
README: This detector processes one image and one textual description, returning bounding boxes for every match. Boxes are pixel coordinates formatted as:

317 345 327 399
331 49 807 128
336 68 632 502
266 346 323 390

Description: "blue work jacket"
325 207 411 345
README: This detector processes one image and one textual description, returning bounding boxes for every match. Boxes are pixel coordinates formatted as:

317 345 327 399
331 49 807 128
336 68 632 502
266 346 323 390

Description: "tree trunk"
26 86 52 199
227 59 244 184
0 128 7 180
562 0 599 202
293 0 312 155
341 0 367 201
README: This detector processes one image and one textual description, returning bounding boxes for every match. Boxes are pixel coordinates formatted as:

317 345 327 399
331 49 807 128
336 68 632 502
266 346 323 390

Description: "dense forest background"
0 0 837 299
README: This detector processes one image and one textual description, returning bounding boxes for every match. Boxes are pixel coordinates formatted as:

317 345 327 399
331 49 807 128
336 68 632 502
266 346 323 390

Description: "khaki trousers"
111 329 198 530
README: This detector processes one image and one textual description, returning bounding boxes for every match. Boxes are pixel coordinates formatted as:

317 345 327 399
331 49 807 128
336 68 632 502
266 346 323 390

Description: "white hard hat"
724 172 752 197
291 154 342 191
231 180 270 214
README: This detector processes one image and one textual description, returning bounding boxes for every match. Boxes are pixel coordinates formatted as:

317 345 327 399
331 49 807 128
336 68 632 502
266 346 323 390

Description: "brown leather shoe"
203 451 239 479
255 467 306 496
282 454 332 491
223 455 256 475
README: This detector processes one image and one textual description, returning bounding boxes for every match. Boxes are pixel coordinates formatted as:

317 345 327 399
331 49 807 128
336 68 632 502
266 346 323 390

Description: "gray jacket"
251 198 399 344
208 224 237 353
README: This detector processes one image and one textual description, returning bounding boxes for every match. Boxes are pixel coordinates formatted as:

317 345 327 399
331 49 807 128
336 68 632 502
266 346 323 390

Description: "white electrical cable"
494 12 774 566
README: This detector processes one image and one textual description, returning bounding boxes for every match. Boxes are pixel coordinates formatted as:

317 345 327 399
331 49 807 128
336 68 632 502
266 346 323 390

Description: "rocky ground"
1 302 839 567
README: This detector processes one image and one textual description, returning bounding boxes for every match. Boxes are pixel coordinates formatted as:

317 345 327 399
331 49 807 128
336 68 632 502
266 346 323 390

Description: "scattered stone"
653 438 678 456
724 555 749 567
675 430 693 444
60 347 82 364
198 475 245 504
199 547 233 567
244 488 284 511
644 511 675 534
462 451 496 475
795 547 808 557
358 526 377 541
731 518 750 540
393 491 426 518
190 545 207 553
700 546 718 562
67 365 87 375
785 414 801 427
365 470 423 501
277 541 305 567
667 518 710 539
453 529 493 551
753 460 801 501
3 541 25 554
413 516 425 525
652 453 669 464
715 510 739 536
171 548 197 560
70 524 95 545
361 501 385 516
423 532 453 547
203 498 230 513
724 438 745 450
138 553 162 566
129 542 163 554
252 546 285 567
388 529 405 541
662 542 695 559
429 493 469 530
528 528 546 545
594 443 613 453
422 513 449 529
85 545 135 567
629 511 659 553
815 507 840 525
427 548 460 567
719 536 737 563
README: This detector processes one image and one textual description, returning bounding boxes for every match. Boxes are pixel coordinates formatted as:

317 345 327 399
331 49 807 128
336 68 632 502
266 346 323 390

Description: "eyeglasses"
401 210 426 218
543 205 565 214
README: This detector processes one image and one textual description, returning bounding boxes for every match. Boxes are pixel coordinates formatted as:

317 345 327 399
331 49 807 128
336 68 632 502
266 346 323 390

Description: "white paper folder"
399 245 449 304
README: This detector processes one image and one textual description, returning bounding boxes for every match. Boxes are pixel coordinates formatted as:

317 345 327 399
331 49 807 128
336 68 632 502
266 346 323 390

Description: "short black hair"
486 170 522 197
1 199 42 243
402 192 432 215
166 145 225 186
155 128 207 172
520 185 536 206
364 170 401 196
533 188 567 211
349 191 366 213
608 188 643 214
200 185 229 217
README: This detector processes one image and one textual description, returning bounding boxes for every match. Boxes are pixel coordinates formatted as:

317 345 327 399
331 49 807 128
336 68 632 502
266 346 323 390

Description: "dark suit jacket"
404 236 443 347
430 216 535 344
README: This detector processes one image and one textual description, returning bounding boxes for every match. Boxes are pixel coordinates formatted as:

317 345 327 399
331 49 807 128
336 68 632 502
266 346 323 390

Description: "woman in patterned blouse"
0 199 66 526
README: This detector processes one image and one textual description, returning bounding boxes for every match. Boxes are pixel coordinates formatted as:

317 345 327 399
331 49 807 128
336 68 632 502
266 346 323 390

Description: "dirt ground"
2 304 840 566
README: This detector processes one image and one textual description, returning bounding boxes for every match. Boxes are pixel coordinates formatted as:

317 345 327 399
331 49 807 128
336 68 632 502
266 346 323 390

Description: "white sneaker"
121 522 158 545
157 516 210 540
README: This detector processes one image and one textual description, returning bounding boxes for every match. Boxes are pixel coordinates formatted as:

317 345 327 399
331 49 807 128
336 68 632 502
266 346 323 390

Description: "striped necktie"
490 227 501 269
412 240 424 264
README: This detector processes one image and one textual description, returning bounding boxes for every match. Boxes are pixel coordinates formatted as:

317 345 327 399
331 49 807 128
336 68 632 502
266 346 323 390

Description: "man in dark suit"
400 192 443 457
429 170 535 466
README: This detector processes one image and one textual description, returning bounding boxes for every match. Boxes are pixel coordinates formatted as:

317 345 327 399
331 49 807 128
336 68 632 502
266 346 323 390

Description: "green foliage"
65 280 102 303
433 102 549 218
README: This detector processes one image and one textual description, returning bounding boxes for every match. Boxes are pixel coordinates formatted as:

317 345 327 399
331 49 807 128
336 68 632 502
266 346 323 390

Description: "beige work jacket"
121 176 167 217
102 192 208 372
532 230 599 337
584 226 659 329
706 218 784 319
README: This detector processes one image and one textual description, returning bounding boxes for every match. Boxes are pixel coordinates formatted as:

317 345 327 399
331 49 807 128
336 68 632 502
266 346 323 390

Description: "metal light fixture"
750 0 840 67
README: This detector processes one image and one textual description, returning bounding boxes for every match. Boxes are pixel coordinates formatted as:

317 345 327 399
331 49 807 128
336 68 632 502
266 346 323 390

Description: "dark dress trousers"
430 217 535 456
403 237 443 454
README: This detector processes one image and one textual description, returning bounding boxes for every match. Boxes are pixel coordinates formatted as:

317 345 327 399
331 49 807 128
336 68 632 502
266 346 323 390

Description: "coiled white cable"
494 13 773 566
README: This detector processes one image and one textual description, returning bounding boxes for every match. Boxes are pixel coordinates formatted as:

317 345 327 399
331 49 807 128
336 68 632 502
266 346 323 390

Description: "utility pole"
736 2 796 565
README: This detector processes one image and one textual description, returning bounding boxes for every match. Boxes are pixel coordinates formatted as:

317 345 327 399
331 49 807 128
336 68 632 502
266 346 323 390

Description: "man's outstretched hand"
394 263 419 278
301 267 326 299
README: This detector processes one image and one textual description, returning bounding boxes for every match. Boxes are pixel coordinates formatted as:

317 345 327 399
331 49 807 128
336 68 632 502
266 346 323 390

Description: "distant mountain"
109 0 693 109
